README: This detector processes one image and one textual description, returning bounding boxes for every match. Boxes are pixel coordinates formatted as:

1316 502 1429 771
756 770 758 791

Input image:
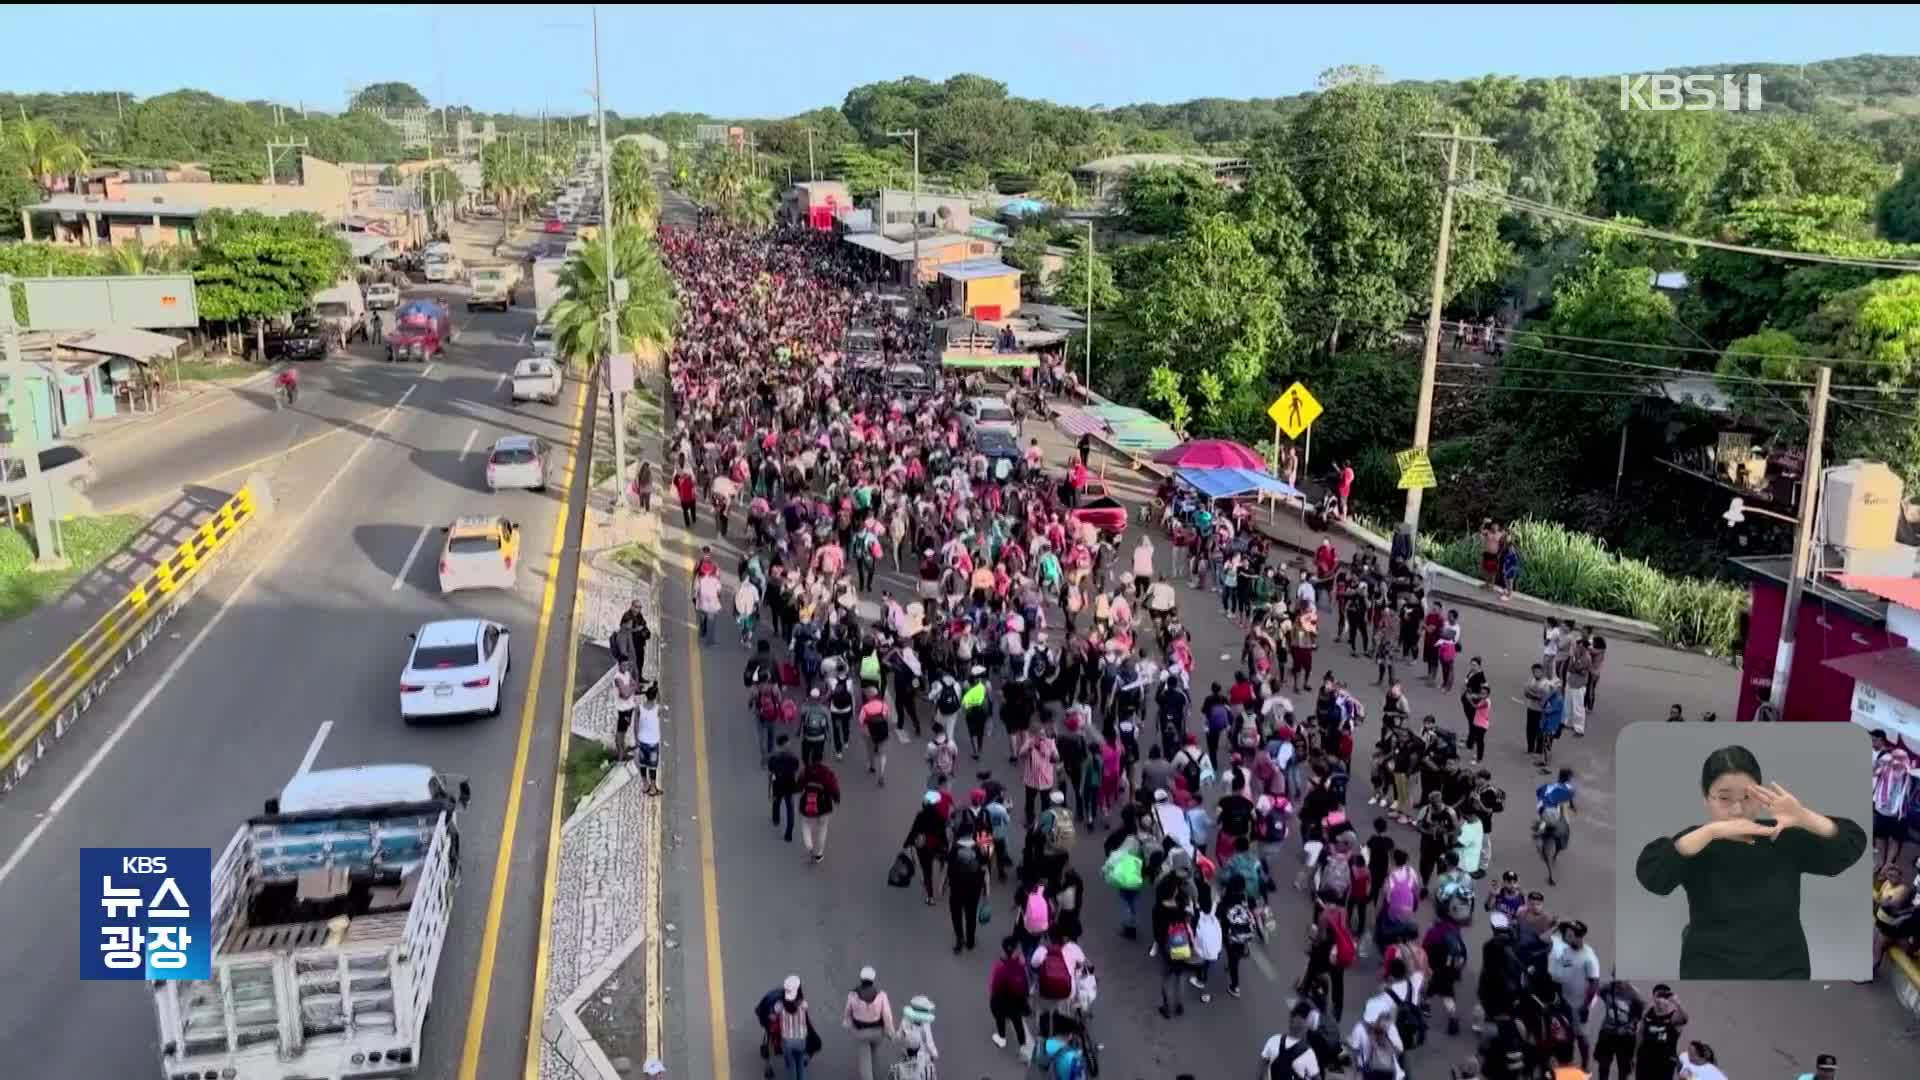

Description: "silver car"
485 436 550 492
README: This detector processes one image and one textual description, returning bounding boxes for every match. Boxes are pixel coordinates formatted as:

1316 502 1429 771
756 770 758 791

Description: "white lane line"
494 371 508 391
458 428 479 461
0 383 417 892
296 722 334 776
421 363 438 378
391 524 434 592
518 329 530 345
1251 940 1280 984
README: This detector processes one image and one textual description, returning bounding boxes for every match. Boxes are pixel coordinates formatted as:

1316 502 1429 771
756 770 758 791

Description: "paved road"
653 384 1916 1074
0 276 586 1079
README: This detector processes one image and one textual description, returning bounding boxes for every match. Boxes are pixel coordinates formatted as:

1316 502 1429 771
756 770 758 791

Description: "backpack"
1267 1037 1312 1080
1101 848 1144 891
1386 983 1427 1048
937 682 961 715
1178 752 1203 793
1315 851 1351 900
1258 805 1290 845
799 781 827 818
830 683 855 713
1166 920 1195 963
1437 873 1475 924
743 659 772 688
1031 1037 1087 1080
801 709 829 743
951 841 982 876
930 739 958 777
1224 901 1256 946
1036 945 1074 1000
1329 914 1357 969
1024 889 1051 934
1385 868 1418 920
756 691 781 724
1044 808 1077 854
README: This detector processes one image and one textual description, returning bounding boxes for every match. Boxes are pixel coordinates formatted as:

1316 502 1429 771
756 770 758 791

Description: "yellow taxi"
437 515 521 594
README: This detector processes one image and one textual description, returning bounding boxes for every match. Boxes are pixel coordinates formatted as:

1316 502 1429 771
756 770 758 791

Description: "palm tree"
99 238 192 276
7 114 88 194
608 141 660 230
1033 169 1080 209
547 229 677 379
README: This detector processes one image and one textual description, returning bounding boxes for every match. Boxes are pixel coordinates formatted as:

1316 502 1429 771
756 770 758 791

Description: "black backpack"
1386 983 1427 1048
938 682 961 715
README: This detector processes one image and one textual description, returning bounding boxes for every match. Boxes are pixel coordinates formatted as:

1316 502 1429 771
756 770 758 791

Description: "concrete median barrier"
0 474 276 796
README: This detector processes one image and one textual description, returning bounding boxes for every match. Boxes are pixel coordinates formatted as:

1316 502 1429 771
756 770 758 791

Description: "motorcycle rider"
275 366 299 406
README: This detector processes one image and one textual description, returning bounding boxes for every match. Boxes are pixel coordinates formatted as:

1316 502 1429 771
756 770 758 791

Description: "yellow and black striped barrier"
0 484 263 788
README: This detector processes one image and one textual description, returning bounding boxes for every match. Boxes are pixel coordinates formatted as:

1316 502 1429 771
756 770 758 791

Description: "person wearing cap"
1476 912 1525 1040
902 789 949 905
1795 1052 1839 1080
1259 998 1324 1077
1634 985 1689 1080
641 1059 666 1078
841 967 896 1080
752 975 816 1080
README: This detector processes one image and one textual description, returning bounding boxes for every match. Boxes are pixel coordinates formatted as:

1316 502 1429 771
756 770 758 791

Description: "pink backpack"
1023 889 1051 934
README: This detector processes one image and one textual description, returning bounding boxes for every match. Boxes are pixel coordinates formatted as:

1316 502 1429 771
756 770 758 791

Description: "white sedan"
399 618 511 724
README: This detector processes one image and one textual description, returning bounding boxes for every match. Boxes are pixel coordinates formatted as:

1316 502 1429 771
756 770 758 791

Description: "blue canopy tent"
1174 467 1302 501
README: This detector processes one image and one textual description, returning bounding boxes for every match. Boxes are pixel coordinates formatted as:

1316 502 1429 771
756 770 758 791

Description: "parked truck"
153 764 470 1080
532 257 568 323
466 261 515 313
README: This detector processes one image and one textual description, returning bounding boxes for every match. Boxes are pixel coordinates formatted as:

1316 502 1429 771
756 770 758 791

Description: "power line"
1507 337 1920 396
1498 322 1908 372
1467 186 1920 273
1437 360 1665 383
1434 379 1665 400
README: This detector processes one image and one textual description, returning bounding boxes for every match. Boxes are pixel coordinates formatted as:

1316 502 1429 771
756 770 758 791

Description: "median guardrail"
0 478 275 794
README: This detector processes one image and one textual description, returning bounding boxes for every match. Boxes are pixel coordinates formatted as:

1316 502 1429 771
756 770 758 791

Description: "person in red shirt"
1314 538 1338 583
1336 461 1355 517
673 467 699 528
1421 600 1447 684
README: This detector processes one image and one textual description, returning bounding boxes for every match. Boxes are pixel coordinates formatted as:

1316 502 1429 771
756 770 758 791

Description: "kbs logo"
1619 74 1765 112
80 847 212 981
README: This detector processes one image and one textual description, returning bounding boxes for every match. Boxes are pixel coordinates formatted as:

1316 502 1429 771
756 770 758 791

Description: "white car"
365 282 400 310
486 435 551 492
530 322 557 358
398 618 510 723
963 395 1019 436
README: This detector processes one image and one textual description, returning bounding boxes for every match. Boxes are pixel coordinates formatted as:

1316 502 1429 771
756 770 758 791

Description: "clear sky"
3 5 1912 118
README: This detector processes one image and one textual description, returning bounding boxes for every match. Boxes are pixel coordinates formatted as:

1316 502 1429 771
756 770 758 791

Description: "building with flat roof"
842 230 996 288
936 259 1022 319
1071 152 1250 204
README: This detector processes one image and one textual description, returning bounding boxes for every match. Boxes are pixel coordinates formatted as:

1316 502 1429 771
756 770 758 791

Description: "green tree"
1031 169 1079 209
1118 165 1226 235
1482 80 1603 246
1001 228 1050 290
0 173 36 240
1687 195 1907 344
6 116 89 193
420 165 463 207
1879 163 1920 243
1055 238 1119 314
1795 275 1920 483
608 140 660 229
98 238 192 276
205 153 265 183
1713 328 1815 420
351 82 429 112
191 210 348 360
1592 108 1719 229
547 229 677 376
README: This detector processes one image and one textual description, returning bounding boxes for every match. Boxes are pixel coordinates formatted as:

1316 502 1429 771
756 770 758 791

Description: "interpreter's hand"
1709 817 1782 845
1747 782 1811 831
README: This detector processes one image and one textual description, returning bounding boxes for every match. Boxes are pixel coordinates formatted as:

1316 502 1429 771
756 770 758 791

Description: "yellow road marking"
521 566 583 1078
687 555 733 1079
459 375 591 1080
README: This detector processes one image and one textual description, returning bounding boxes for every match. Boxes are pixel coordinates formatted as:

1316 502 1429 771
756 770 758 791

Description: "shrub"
1424 518 1747 655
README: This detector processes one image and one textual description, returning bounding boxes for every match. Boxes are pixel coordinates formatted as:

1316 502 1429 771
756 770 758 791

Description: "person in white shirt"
1347 993 1405 1080
633 684 664 796
1676 1041 1729 1080
1295 574 1317 613
1132 536 1156 590
1547 920 1603 1034
1259 1000 1324 1077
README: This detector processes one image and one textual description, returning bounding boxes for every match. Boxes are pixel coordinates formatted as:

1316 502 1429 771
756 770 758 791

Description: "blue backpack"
1031 1037 1087 1080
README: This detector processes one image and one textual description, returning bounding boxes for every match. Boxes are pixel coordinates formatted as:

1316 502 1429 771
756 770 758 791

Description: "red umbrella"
1151 439 1268 470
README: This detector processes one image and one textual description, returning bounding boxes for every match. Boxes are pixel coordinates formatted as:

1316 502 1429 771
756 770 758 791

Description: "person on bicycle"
275 366 298 406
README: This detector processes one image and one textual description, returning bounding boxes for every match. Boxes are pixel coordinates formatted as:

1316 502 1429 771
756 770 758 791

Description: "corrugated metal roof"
28 194 212 217
1825 647 1920 708
62 327 183 361
841 231 974 260
1835 575 1920 611
937 259 1020 282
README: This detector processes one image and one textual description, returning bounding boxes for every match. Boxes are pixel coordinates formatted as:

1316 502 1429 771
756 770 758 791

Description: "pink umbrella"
1151 439 1268 470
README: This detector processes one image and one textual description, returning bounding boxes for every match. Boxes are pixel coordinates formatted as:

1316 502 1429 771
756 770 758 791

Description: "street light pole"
1768 365 1833 715
887 128 919 293
592 4 629 509
1085 220 1094 393
0 274 65 568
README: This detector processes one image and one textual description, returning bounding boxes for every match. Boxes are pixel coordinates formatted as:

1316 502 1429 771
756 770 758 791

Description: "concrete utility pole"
1404 124 1493 541
266 137 308 188
0 275 65 567
1769 365 1833 714
592 4 630 509
1085 220 1094 392
805 127 817 182
887 128 920 292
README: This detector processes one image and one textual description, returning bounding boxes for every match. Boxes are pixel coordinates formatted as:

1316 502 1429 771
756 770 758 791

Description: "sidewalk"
1022 393 1667 648
0 491 220 704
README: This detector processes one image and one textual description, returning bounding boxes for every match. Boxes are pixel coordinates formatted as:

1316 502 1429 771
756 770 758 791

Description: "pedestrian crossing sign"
1269 382 1322 440
1395 448 1437 490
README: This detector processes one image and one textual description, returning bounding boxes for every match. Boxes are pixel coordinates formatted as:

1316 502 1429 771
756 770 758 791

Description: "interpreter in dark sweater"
1634 745 1867 979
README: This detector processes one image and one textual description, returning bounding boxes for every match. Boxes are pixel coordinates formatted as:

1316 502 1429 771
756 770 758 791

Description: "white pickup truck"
510 357 564 405
466 262 514 313
153 764 469 1080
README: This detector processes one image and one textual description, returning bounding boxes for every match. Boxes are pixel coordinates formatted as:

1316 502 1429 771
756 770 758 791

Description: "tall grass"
1423 518 1747 655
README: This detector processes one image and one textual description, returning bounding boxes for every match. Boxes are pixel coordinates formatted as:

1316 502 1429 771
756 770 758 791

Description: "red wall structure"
1737 576 1904 722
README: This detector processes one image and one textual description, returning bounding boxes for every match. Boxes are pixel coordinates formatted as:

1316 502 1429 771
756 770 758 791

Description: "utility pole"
805 127 817 182
1404 124 1493 540
266 136 308 188
1769 365 1833 714
592 4 629 509
887 128 920 294
1 275 65 567
1084 220 1094 392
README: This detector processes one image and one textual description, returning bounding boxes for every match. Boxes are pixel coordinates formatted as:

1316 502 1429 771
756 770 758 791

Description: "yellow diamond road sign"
1395 448 1438 490
1269 382 1322 440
